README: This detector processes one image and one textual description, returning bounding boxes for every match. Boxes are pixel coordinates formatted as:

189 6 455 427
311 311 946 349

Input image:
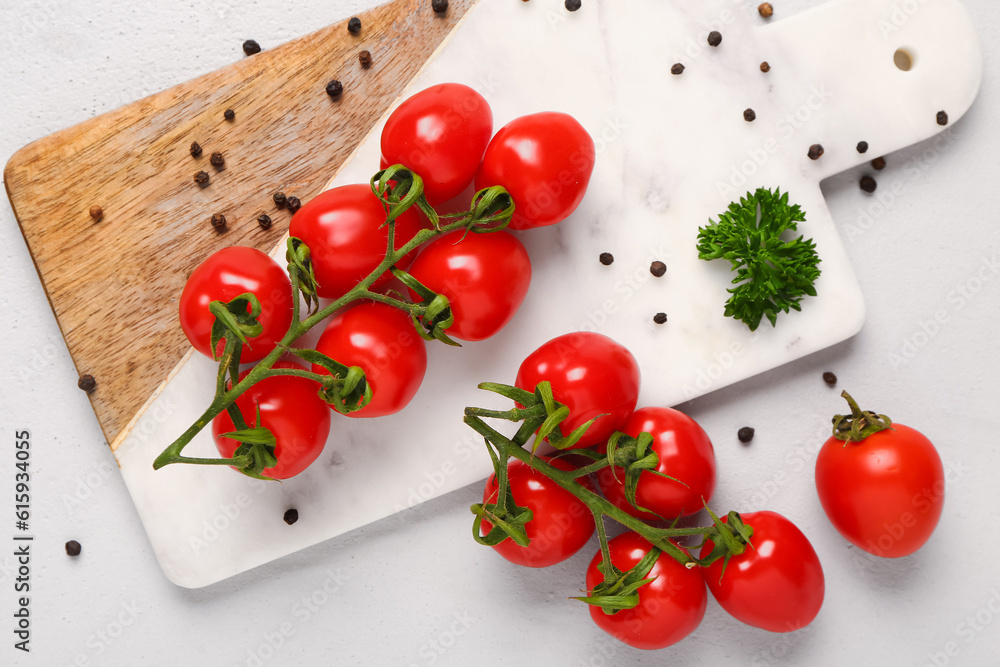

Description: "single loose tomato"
288 184 424 299
380 83 493 205
179 246 293 363
515 332 640 449
312 302 427 418
815 394 944 558
406 230 531 341
596 407 717 520
212 361 331 479
474 112 595 230
585 532 706 650
480 457 594 568
701 511 824 633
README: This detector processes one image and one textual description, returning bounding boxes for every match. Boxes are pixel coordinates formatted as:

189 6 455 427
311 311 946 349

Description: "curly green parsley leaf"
697 188 821 332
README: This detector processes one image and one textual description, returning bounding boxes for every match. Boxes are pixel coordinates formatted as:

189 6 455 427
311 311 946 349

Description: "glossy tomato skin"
179 246 293 363
474 112 595 230
288 184 424 299
481 457 595 568
586 532 707 650
701 511 824 633
380 83 493 205
596 407 717 520
515 332 640 449
406 230 531 341
212 361 331 479
312 303 427 418
815 424 944 558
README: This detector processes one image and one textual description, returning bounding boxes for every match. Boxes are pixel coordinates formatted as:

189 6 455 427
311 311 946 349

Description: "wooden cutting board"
3 0 476 450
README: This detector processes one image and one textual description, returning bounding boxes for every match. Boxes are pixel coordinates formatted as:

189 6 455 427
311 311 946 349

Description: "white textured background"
2 1 999 666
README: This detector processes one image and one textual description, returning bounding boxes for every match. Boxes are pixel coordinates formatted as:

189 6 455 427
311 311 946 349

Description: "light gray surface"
1 1 998 665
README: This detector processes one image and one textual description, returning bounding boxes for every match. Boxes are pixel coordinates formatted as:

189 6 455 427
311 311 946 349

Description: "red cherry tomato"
515 332 640 449
212 361 331 479
179 246 293 363
480 457 594 568
380 83 493 205
312 303 427 418
701 511 824 633
406 230 532 341
585 532 706 650
596 407 717 520
815 423 944 558
288 184 424 299
474 112 595 230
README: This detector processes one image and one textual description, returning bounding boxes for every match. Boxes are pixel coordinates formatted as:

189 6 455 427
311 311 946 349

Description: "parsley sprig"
697 188 821 331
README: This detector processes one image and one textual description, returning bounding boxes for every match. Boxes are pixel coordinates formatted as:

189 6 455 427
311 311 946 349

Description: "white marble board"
113 0 982 587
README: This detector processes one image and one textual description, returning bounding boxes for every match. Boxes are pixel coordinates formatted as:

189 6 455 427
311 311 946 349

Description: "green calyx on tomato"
831 390 894 443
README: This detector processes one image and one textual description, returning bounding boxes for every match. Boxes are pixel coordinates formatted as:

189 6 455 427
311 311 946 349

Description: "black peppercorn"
565 0 581 11
190 141 203 157
599 252 614 265
738 427 755 443
359 50 373 69
78 374 97 394
650 261 667 277
807 144 824 160
859 176 877 193
224 108 235 121
936 110 949 126
744 108 756 122
287 196 302 214
284 509 299 525
760 61 770 73
347 17 361 34
871 156 886 170
856 141 869 154
257 213 272 229
822 371 837 386
194 170 210 186
758 3 774 18
89 205 104 221
243 39 261 56
707 31 722 47
273 191 287 208
432 0 449 13
653 312 667 324
210 152 225 168
670 63 685 75
65 540 82 557
211 213 227 230
326 79 344 98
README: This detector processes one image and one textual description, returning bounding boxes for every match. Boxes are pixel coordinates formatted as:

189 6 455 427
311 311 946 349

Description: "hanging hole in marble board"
893 48 915 71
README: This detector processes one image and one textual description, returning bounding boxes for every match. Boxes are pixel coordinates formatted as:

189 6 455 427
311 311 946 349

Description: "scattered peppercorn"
65 540 82 557
326 79 344 98
650 261 667 277
856 141 869 154
432 0 449 13
807 144 824 160
257 213 272 229
565 0 582 10
89 205 103 221
243 39 262 56
670 63 685 75
871 156 886 170
195 170 210 186
822 371 837 386
760 61 770 73
210 152 225 168
936 110 949 126
599 252 614 266
653 312 668 324
78 374 97 394
211 213 227 230
286 196 302 214
738 427 755 443
859 175 877 193
224 108 235 121
189 141 203 157
758 3 774 18
359 50 372 69
273 191 287 208
707 31 722 47
348 17 361 34
284 509 299 525
744 108 756 122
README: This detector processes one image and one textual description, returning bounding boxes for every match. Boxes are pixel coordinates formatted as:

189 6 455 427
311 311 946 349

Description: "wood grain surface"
4 0 476 450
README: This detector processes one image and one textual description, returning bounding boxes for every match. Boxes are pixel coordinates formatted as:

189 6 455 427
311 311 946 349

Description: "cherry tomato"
815 423 944 558
515 332 640 449
406 230 531 341
585 532 706 650
312 302 427 418
701 511 824 633
596 407 717 520
480 457 594 568
212 361 331 479
179 246 293 363
474 112 595 230
380 83 493 205
288 184 424 299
